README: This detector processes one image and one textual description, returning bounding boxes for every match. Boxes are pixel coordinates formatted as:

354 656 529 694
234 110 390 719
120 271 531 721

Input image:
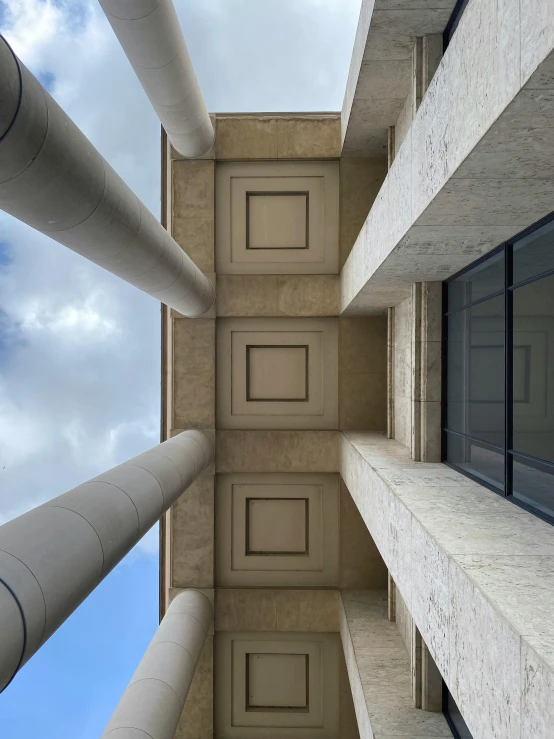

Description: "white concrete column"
0 35 214 317
101 590 212 739
100 0 214 158
0 430 214 693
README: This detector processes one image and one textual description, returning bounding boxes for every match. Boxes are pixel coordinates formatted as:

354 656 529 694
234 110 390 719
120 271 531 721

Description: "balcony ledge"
340 432 554 739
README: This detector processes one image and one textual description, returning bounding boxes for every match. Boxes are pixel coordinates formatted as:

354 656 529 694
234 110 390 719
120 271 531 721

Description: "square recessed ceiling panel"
217 317 338 430
216 161 338 274
215 632 339 739
215 472 339 587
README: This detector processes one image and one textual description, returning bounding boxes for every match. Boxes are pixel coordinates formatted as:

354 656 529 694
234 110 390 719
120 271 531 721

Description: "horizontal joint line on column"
127 675 183 710
0 35 23 144
122 463 165 517
165 609 210 636
86 480 141 538
102 727 155 739
50 163 106 236
157 447 196 497
44 505 105 574
152 638 197 665
102 1 161 22
0 547 47 646
0 575 27 693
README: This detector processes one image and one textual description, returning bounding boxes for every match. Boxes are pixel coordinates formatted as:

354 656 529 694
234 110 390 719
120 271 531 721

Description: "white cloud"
0 0 362 563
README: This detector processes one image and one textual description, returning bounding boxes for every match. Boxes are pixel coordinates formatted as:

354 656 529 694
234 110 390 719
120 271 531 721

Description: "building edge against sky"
1 1 554 739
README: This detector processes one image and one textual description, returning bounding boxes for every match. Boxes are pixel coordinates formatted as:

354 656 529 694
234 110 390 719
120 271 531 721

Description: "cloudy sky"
0 0 360 735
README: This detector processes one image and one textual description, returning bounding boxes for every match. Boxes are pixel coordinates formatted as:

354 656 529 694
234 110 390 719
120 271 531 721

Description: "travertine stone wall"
215 115 341 160
340 480 387 590
394 35 443 158
339 157 387 268
165 114 391 739
163 140 216 739
393 295 412 448
395 586 413 657
172 160 215 273
216 429 341 473
339 317 387 432
392 282 442 461
217 274 339 317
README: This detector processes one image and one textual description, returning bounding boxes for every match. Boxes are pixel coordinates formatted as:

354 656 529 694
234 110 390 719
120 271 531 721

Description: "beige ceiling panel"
216 161 338 274
217 317 338 430
215 473 339 587
215 631 339 738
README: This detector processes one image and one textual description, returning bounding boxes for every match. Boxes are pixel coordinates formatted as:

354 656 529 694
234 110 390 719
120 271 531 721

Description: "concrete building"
1 1 553 738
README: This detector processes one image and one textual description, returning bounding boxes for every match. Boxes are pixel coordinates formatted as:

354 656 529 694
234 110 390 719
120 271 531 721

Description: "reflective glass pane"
446 432 504 492
448 249 504 311
446 687 474 738
446 296 505 446
513 455 554 521
513 218 554 285
512 273 554 464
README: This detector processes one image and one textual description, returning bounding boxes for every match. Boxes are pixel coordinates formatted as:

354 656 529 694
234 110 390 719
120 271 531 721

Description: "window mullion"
505 244 514 499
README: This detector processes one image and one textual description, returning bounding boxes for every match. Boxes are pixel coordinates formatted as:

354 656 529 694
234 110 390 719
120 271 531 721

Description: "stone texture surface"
172 318 215 429
339 644 361 739
340 479 387 589
174 635 213 739
340 590 451 739
215 115 340 160
171 473 214 589
339 316 387 431
172 160 214 273
341 432 554 739
217 274 339 317
393 295 412 448
216 430 340 473
215 589 340 633
339 157 387 268
341 3 554 315
341 0 455 156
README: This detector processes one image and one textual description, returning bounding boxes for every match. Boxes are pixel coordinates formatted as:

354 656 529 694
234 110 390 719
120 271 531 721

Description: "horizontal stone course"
341 432 554 739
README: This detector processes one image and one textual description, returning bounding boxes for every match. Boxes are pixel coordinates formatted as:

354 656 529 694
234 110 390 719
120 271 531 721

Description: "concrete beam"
0 36 214 317
341 0 455 157
341 432 554 739
100 0 214 158
101 589 213 739
0 430 214 693
339 590 451 739
341 0 554 313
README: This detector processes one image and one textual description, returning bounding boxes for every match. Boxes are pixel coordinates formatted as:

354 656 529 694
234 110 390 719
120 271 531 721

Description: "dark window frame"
443 0 471 49
442 682 473 738
442 210 554 526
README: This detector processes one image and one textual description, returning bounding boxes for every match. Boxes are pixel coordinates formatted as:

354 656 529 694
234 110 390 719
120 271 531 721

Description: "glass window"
446 297 505 446
444 0 471 50
513 218 554 285
445 432 504 492
448 249 504 312
444 683 473 738
513 455 554 520
512 273 554 464
444 211 554 525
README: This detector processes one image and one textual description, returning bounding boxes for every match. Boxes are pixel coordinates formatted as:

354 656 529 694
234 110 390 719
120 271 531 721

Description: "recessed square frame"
215 472 339 587
217 317 338 430
215 632 339 739
246 191 309 250
216 161 339 274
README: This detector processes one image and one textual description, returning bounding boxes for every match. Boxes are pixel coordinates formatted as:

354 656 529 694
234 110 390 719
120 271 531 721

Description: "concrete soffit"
340 0 554 314
341 0 456 157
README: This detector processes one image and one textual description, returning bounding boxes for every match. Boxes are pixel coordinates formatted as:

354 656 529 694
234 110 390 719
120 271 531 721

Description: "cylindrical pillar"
0 35 214 317
101 590 213 739
99 0 214 158
0 430 214 693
